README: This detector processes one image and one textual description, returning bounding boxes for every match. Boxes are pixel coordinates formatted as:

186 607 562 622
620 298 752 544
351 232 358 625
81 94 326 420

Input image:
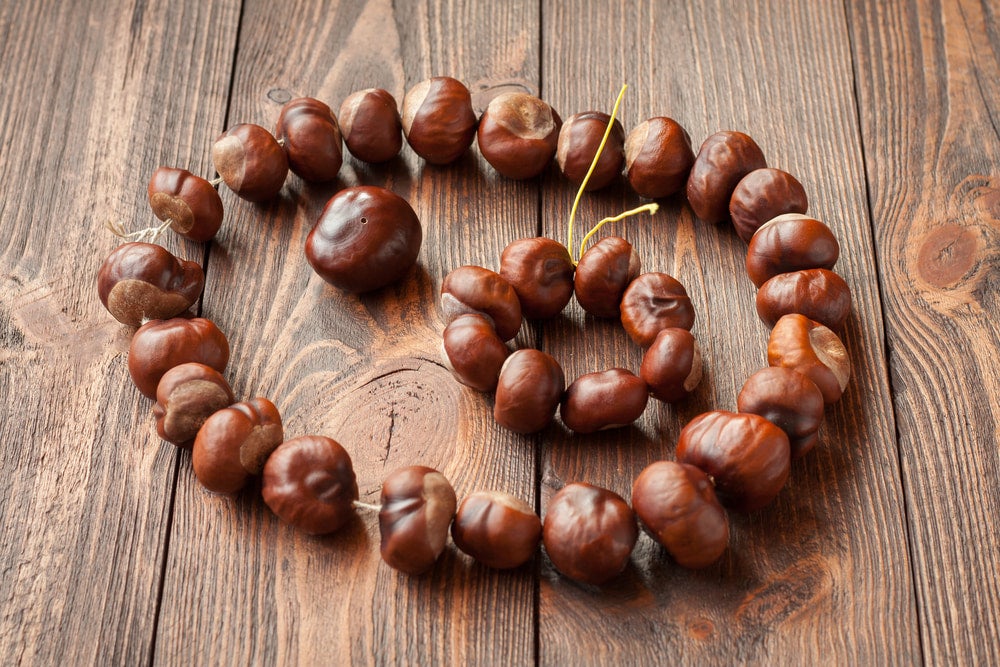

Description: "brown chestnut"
440 265 522 342
738 367 825 459
639 328 703 403
305 185 422 293
746 213 840 287
152 362 234 446
193 397 283 495
274 97 343 182
756 268 852 332
379 466 457 574
574 237 642 318
624 117 695 199
401 77 477 164
498 237 574 319
556 112 625 191
767 314 851 404
147 167 224 241
477 93 560 179
97 242 204 327
729 168 808 243
560 369 648 434
441 313 509 391
494 349 565 434
261 435 359 534
676 411 791 512
451 491 541 569
686 131 766 223
211 123 289 202
620 272 695 347
127 317 230 399
543 482 638 585
631 461 729 568
339 88 403 163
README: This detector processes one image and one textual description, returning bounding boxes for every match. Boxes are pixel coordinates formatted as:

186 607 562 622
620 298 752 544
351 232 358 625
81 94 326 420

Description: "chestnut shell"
97 242 204 327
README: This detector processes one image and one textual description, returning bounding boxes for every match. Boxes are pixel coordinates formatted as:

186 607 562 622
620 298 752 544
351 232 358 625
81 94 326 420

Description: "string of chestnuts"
97 78 852 585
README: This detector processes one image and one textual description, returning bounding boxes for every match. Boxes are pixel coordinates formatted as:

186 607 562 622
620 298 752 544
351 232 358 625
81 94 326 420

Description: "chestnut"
477 93 560 179
560 369 648 434
274 97 343 182
756 268 852 332
193 397 283 495
746 213 840 287
127 317 229 399
261 434 358 534
620 272 695 347
96 242 204 327
738 367 825 459
767 314 851 404
624 117 695 199
211 123 289 202
339 88 403 163
147 167 224 241
440 265 522 342
639 328 703 403
441 313 509 391
556 112 625 191
152 362 234 446
451 491 541 569
686 131 766 223
498 237 574 319
401 77 477 164
631 461 729 568
379 466 457 574
574 237 641 318
676 411 791 512
494 349 565 434
305 185 422 293
542 482 638 585
729 168 808 243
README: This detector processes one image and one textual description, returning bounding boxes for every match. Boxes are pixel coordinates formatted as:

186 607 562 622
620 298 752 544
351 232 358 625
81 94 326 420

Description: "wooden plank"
538 1 920 664
846 0 1000 663
0 0 239 663
153 0 541 664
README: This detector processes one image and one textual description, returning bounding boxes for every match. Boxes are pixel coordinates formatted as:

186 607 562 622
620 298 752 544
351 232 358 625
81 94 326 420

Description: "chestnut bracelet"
98 78 852 586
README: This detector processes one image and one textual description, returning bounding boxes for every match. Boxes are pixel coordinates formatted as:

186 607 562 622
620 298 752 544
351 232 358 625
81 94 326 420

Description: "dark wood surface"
0 0 996 665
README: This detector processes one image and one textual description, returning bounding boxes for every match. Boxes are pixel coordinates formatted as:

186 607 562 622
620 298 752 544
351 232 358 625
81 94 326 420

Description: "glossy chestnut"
97 242 204 327
498 237 574 319
152 362 234 446
305 185 422 293
440 265 522 341
193 397 283 495
756 268 852 332
676 411 791 513
631 461 729 568
560 369 648 434
639 328 703 403
147 167 224 241
556 112 625 191
262 434 359 534
624 117 695 199
451 491 541 569
127 317 229 399
401 77 477 164
729 168 808 243
477 93 560 179
339 88 403 163
686 131 766 223
274 97 343 182
542 482 638 586
379 466 457 574
211 123 289 202
738 367 825 459
620 272 695 347
767 313 851 404
574 237 641 318
746 213 840 287
494 349 565 434
441 313 509 391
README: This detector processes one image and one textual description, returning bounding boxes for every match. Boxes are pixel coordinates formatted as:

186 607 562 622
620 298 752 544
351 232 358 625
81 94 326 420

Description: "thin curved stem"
578 203 659 261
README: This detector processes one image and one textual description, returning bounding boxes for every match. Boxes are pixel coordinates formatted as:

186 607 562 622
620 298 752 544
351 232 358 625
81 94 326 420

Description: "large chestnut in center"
305 186 422 293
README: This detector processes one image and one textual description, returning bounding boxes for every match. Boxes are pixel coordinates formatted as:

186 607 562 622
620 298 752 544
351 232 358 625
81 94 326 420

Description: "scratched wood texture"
0 0 997 665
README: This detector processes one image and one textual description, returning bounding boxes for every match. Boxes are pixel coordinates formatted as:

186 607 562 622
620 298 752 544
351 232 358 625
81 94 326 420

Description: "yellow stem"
578 203 660 261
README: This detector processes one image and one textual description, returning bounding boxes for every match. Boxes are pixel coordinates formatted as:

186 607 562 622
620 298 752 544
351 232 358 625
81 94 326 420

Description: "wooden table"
1 0 997 664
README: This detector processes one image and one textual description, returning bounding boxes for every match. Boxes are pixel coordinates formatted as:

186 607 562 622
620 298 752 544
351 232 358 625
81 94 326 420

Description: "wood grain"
0 0 239 663
847 0 1000 663
538 0 919 664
